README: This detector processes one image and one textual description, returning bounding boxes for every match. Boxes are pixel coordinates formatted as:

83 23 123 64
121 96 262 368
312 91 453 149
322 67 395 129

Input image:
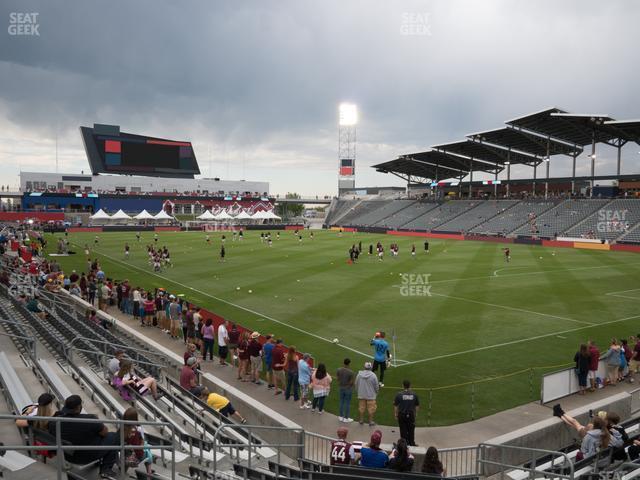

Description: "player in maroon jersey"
330 427 355 465
503 247 511 263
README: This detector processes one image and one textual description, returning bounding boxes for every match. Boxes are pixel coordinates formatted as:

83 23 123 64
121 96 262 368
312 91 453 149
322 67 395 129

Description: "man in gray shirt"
355 362 380 426
336 358 355 423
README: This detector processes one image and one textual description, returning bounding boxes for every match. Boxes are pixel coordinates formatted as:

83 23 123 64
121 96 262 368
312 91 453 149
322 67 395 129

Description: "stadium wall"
387 230 464 240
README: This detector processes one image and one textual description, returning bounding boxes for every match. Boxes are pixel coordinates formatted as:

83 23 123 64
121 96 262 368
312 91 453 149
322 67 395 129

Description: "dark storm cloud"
0 0 639 193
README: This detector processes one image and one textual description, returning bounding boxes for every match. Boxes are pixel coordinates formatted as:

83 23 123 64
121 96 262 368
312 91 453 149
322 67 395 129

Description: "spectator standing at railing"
311 363 332 414
217 320 230 366
237 331 251 381
248 332 263 384
228 323 240 367
588 340 600 391
132 287 142 322
355 362 379 426
337 358 354 423
283 346 300 402
263 335 275 389
298 353 312 409
601 339 622 385
201 318 215 361
573 344 591 395
271 339 287 395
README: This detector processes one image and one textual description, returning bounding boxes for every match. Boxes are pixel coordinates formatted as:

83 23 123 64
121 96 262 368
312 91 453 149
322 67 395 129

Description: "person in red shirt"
588 340 600 392
330 427 355 465
271 339 286 395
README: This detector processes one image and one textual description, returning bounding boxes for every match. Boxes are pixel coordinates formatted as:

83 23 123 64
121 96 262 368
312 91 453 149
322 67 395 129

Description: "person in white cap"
355 361 380 426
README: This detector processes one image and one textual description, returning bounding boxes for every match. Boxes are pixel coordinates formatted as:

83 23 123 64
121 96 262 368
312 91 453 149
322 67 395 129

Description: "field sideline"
45 229 640 426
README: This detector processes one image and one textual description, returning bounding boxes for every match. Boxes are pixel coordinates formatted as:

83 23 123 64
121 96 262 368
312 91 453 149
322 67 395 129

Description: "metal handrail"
478 442 575 480
211 423 305 474
0 317 37 357
0 413 176 480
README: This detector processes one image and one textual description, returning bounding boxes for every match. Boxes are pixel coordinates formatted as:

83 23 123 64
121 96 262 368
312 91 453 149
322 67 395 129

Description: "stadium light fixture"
339 103 358 126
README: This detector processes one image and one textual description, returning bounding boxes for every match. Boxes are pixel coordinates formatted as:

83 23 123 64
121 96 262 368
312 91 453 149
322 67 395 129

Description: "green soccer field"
44 229 640 426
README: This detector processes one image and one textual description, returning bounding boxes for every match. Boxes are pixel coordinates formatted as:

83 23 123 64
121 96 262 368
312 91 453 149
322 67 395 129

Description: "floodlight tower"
338 103 357 194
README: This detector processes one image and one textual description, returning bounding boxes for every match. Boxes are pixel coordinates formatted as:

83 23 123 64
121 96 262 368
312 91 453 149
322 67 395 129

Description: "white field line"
430 262 640 286
80 243 640 369
605 288 640 301
397 314 640 367
429 292 595 326
84 245 374 360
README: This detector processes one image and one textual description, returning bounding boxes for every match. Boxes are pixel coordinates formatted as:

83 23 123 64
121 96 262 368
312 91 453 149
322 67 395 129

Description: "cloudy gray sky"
1 0 639 195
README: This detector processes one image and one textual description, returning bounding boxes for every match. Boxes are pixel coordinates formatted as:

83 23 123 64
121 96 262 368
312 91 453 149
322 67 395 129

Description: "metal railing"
439 445 480 477
0 317 37 358
478 442 575 480
0 413 176 480
212 424 304 474
302 431 336 464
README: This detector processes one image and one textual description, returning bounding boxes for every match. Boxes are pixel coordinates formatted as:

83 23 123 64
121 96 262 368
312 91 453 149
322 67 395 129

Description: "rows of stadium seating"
352 200 417 227
372 201 438 229
566 199 640 241
510 199 611 237
436 200 519 232
400 200 480 231
327 198 640 242
0 273 267 479
469 200 558 235
336 200 393 226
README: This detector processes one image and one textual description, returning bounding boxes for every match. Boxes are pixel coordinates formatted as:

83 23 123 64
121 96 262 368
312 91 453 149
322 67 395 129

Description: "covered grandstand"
373 107 640 199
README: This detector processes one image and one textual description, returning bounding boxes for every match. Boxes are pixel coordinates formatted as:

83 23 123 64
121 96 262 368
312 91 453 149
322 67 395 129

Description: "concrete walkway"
106 307 638 448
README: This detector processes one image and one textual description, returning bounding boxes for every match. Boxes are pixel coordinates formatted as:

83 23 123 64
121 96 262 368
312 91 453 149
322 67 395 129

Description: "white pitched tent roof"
90 209 111 220
134 209 155 220
250 210 268 219
264 210 281 219
235 210 252 219
154 210 174 220
197 210 216 220
214 210 234 220
110 209 132 220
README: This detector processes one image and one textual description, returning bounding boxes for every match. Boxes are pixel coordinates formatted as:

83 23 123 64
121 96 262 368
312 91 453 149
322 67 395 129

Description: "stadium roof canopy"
376 106 640 184
604 120 640 144
505 108 620 146
373 152 469 182
466 127 583 158
431 140 538 168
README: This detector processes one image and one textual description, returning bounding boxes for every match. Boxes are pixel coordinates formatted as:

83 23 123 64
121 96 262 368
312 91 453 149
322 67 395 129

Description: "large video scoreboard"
81 124 200 178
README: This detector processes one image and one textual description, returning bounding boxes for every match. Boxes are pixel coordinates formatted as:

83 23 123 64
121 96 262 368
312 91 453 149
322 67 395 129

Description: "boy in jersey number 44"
370 332 391 387
330 427 356 465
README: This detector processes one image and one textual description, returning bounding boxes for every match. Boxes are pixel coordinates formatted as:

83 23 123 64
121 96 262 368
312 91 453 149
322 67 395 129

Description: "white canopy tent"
90 209 111 220
235 210 252 220
110 209 132 221
154 210 174 222
134 209 155 220
250 210 268 220
263 210 281 220
197 210 216 220
214 210 234 220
